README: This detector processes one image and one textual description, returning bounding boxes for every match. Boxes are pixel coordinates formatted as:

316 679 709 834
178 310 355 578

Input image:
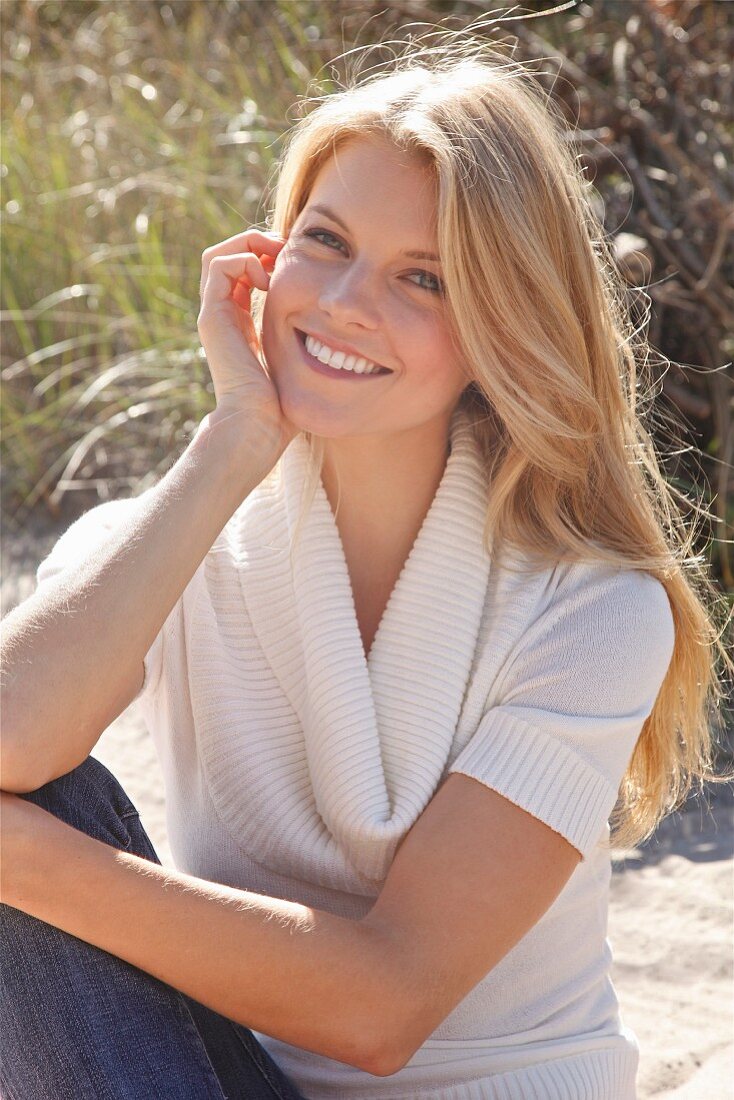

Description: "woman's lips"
295 329 391 379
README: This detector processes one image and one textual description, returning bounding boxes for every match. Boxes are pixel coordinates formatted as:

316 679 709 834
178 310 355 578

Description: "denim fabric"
0 755 308 1100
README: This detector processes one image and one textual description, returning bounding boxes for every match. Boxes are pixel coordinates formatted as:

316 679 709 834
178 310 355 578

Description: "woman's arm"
0 412 282 794
1 791 395 1076
2 226 291 795
1 772 585 1077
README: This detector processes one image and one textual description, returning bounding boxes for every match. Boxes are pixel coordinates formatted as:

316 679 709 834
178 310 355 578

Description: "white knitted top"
36 404 675 1100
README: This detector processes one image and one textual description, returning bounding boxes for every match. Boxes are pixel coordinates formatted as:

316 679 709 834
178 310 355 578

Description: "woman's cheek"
259 268 304 372
260 253 301 332
268 246 315 299
259 290 280 365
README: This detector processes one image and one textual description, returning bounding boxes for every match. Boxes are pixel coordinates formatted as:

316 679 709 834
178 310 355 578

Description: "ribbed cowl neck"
197 404 493 886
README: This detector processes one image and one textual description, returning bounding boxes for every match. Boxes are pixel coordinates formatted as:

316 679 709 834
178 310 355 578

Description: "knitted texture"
36 404 675 1099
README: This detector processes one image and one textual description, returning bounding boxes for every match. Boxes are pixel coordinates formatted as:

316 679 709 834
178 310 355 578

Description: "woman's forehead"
302 139 439 241
318 133 435 185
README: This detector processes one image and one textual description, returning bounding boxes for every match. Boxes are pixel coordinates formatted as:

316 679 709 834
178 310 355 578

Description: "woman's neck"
319 421 451 566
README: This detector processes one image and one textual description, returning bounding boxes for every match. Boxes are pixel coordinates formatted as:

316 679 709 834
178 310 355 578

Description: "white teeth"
304 333 383 375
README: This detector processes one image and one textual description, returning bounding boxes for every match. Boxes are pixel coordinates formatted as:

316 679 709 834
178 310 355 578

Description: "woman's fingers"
198 253 270 321
194 230 292 425
200 229 285 300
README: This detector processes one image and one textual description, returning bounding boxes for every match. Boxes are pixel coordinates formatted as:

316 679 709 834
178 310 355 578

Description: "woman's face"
260 134 470 442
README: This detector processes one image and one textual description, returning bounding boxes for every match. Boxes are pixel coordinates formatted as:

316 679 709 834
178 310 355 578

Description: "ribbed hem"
292 1047 638 1099
447 709 617 860
409 1048 637 1100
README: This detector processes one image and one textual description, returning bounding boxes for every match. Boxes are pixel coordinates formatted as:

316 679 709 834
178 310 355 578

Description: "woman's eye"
304 228 344 251
407 271 444 294
303 228 443 294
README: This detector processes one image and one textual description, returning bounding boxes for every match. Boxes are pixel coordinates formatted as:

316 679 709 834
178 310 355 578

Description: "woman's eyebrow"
305 203 441 263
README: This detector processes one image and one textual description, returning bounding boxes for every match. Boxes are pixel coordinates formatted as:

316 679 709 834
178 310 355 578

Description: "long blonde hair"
250 33 733 851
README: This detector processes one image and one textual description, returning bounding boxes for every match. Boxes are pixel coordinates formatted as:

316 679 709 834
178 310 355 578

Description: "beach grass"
2 0 731 605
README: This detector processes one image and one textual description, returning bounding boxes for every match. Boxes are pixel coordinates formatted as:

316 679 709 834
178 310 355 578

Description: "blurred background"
1 4 732 1097
2 0 732 576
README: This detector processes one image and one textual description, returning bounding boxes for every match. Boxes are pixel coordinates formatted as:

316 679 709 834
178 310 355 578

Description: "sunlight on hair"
248 18 734 853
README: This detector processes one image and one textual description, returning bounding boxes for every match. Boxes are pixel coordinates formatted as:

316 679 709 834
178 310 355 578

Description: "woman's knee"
17 755 160 863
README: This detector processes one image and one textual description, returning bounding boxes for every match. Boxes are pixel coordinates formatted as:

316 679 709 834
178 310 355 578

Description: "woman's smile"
294 328 393 381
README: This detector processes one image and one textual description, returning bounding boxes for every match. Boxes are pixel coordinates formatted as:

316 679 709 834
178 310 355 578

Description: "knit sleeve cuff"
448 709 619 859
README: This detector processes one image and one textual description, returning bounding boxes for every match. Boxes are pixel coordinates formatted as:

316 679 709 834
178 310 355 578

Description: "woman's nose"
316 263 381 327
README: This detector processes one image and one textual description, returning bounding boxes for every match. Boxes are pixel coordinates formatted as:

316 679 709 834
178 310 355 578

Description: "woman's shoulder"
489 540 674 661
496 534 670 597
556 553 673 623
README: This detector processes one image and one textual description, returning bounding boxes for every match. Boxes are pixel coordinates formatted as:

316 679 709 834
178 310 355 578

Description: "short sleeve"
448 565 676 859
34 491 163 705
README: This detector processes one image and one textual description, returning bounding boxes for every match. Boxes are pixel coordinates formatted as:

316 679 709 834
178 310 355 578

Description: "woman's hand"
197 227 297 456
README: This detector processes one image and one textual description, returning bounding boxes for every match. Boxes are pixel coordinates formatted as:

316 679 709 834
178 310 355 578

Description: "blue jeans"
0 755 308 1099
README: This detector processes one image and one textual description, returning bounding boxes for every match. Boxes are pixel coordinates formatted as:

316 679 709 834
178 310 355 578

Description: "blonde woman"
1 39 730 1100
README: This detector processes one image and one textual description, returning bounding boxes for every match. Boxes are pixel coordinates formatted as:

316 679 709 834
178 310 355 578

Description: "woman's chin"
279 402 349 439
265 352 375 439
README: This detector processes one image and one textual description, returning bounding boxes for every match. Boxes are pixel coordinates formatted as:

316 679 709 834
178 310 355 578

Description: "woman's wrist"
192 405 290 475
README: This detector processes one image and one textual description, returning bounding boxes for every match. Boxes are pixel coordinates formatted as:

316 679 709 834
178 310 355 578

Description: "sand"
2 514 732 1099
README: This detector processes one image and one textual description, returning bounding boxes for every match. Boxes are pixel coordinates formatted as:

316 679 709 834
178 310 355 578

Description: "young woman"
1 41 730 1100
